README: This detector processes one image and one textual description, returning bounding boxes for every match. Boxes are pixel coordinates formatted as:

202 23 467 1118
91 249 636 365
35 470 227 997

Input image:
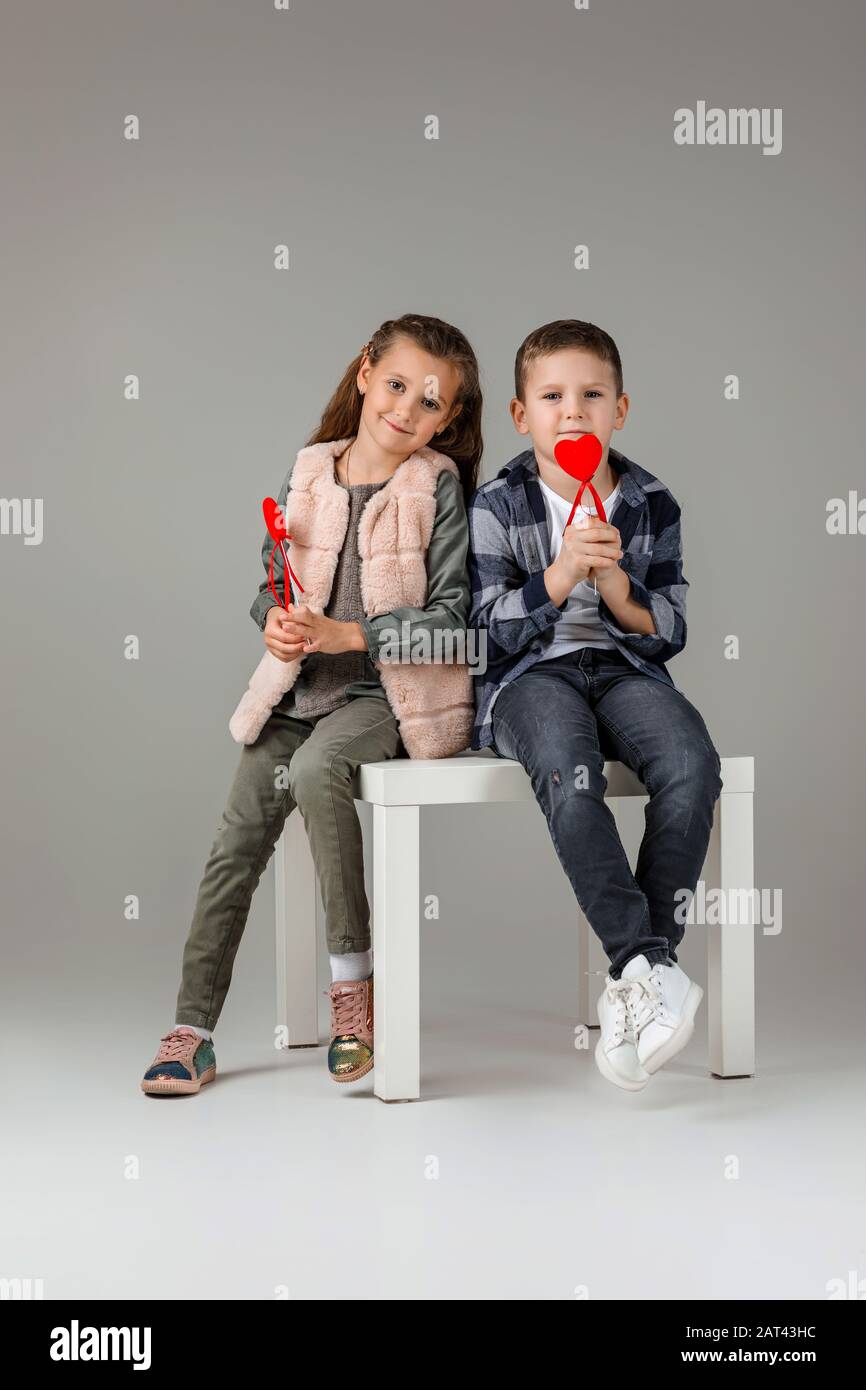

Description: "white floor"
3 971 864 1302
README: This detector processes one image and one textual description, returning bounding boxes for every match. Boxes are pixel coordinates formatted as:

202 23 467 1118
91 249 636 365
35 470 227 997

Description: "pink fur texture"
229 438 474 758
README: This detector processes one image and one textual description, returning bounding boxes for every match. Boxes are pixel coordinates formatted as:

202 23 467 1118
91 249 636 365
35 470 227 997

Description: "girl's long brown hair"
304 313 483 501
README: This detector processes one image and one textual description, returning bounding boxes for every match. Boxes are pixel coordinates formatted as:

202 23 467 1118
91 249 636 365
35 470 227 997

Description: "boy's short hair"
514 319 624 402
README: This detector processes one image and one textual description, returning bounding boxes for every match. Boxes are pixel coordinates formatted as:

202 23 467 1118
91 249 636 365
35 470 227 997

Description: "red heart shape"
263 496 287 541
553 434 603 482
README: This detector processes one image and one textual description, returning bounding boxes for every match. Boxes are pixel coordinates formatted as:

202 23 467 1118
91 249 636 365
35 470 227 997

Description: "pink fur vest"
229 437 475 758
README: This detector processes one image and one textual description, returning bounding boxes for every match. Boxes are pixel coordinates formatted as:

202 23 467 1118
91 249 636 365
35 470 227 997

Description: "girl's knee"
289 742 352 808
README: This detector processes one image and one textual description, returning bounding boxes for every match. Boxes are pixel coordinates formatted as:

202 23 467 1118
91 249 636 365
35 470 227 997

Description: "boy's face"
509 348 629 474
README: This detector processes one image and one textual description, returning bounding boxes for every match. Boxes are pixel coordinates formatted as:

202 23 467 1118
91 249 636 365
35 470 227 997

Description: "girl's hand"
264 605 308 663
278 605 362 656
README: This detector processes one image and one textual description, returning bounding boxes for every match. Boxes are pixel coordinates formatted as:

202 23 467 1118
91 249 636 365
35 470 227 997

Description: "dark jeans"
490 646 723 979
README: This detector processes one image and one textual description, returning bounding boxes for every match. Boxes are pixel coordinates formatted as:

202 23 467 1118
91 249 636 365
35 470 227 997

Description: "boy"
467 320 723 1091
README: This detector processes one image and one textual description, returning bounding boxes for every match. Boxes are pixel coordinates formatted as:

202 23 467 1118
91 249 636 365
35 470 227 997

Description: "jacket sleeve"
359 469 471 663
467 487 565 658
597 496 689 663
249 456 297 632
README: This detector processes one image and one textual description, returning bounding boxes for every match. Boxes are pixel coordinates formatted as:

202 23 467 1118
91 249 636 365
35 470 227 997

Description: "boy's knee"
655 739 721 802
694 735 723 798
548 754 607 803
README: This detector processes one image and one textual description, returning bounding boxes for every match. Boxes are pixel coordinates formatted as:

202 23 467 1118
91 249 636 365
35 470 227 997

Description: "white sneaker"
594 975 650 1091
621 953 704 1075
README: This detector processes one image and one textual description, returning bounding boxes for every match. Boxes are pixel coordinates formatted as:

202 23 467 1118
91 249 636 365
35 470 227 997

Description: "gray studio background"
2 0 865 1300
3 0 863 1037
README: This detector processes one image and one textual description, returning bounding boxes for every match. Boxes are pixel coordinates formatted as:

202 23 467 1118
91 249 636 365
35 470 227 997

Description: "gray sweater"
292 480 386 718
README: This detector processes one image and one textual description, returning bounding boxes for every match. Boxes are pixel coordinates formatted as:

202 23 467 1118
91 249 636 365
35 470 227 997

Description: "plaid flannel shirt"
467 445 689 750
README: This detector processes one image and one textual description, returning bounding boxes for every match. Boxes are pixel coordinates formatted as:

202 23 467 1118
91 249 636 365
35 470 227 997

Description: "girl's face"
356 336 464 455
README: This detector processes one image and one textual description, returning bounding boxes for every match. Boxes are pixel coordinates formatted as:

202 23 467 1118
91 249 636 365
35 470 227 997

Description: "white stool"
275 754 756 1101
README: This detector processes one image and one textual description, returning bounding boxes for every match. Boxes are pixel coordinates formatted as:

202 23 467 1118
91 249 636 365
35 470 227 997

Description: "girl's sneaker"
326 975 374 1083
141 1026 217 1095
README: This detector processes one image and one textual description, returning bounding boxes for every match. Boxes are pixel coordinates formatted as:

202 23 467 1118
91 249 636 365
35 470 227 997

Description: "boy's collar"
502 445 645 508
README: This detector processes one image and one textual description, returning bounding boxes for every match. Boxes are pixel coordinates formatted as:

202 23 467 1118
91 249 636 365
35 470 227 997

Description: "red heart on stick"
263 496 287 541
552 434 607 527
553 434 602 481
261 495 304 608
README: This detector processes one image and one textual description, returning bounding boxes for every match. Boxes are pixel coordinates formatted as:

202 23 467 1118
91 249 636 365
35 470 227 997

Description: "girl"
141 313 482 1095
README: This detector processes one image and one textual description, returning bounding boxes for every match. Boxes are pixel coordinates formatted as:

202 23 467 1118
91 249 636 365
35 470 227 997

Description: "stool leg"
275 810 319 1048
708 792 756 1078
373 804 420 1102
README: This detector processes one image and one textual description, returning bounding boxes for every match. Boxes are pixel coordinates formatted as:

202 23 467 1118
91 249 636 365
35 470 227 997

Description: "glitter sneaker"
141 1026 217 1096
326 975 374 1083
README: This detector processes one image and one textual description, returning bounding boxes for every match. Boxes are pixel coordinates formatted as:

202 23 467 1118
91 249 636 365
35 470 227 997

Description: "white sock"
174 1023 212 1040
329 949 373 982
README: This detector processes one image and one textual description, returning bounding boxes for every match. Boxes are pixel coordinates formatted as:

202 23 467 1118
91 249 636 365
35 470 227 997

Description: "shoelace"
324 983 365 1036
604 977 637 1045
154 1028 199 1063
624 967 669 1034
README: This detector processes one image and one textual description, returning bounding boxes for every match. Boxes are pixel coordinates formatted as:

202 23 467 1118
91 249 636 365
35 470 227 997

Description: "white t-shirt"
536 476 622 664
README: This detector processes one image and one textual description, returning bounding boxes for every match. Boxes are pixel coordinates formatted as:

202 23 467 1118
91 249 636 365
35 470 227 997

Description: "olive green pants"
174 695 403 1031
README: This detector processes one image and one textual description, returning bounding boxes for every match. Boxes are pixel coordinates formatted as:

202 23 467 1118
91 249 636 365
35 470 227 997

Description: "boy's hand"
264 605 308 663
584 518 625 587
545 520 623 604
